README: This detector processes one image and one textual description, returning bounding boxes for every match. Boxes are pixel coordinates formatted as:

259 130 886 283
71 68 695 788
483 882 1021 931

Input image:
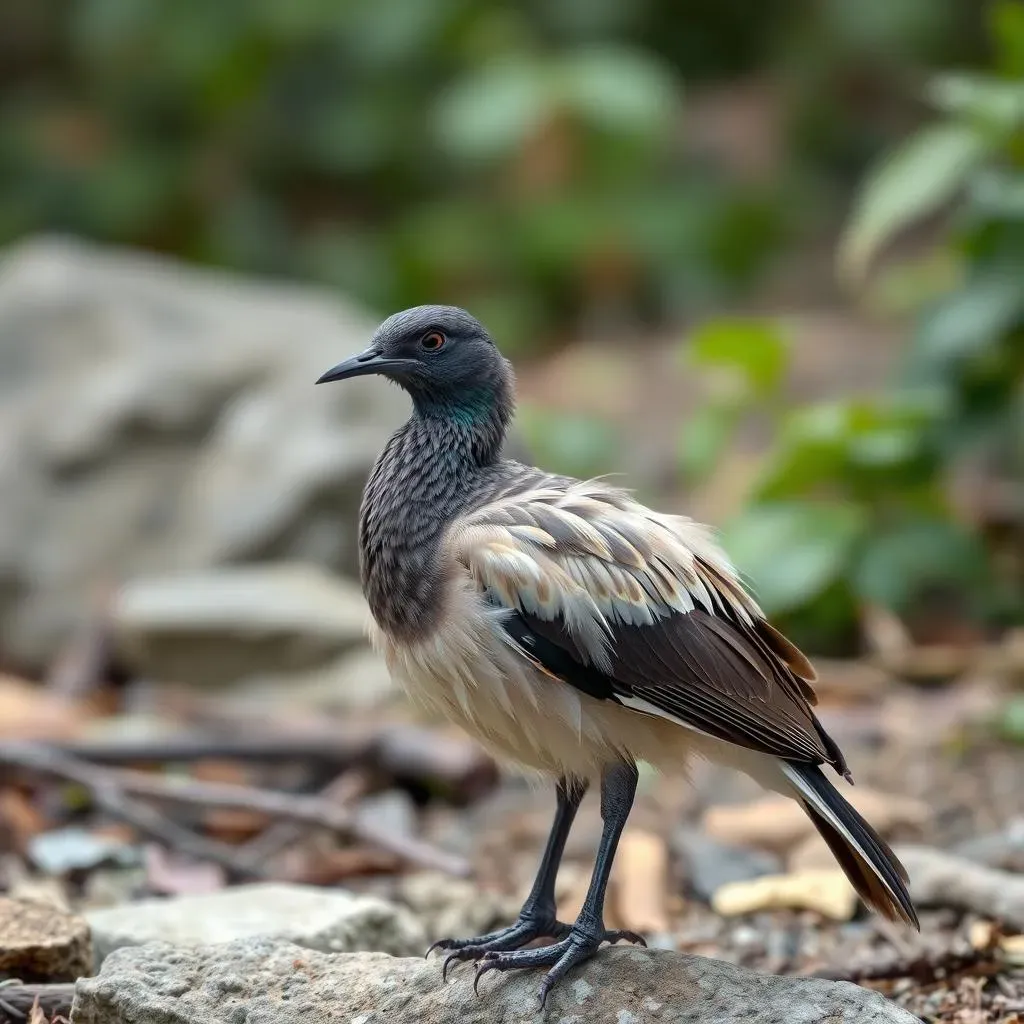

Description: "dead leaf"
192 760 250 785
202 807 271 842
144 845 225 895
0 675 88 741
712 869 857 921
610 829 669 935
554 862 592 925
0 789 50 851
285 845 401 884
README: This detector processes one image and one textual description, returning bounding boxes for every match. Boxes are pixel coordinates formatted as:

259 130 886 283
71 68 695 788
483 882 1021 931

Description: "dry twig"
232 769 374 871
0 983 74 1024
58 723 497 804
0 744 265 877
0 743 468 877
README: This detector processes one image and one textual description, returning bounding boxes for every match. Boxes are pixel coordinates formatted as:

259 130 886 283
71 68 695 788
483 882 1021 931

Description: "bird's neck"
358 403 505 638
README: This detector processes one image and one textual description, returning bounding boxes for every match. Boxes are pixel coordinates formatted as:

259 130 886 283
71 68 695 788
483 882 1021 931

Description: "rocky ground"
0 239 1021 1023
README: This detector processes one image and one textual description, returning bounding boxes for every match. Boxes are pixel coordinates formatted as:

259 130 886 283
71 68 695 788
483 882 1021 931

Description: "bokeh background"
2 0 1020 656
0 3 1022 1018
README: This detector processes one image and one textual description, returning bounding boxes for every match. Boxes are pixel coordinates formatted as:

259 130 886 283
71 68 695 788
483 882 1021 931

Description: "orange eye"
421 331 446 351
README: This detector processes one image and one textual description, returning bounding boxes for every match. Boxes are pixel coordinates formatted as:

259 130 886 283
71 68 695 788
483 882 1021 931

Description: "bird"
315 305 919 1005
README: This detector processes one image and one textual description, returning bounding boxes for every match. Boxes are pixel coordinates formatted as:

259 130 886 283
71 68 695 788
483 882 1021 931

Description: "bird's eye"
421 331 446 351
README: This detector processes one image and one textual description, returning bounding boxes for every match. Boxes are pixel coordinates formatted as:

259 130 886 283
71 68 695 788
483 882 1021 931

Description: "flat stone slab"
72 936 919 1023
84 884 425 967
114 564 370 686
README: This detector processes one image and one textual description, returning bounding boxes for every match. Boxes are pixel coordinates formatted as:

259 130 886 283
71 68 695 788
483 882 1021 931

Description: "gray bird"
316 306 918 1004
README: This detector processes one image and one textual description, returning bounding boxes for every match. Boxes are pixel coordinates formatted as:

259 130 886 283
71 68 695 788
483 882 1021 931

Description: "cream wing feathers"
447 472 847 775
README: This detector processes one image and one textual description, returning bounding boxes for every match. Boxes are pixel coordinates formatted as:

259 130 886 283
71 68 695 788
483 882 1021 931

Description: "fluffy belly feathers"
369 583 701 780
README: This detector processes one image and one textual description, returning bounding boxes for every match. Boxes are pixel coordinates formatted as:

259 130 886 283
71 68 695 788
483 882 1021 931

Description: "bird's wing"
448 475 848 773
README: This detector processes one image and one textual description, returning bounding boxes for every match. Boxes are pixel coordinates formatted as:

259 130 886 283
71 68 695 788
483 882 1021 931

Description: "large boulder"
0 236 407 668
72 938 918 1024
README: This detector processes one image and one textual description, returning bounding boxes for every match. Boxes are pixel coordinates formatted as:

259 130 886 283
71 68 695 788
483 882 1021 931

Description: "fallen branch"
0 743 468 877
104 761 468 876
0 983 74 1023
58 723 497 804
897 844 1024 930
0 744 265 878
232 769 374 871
811 946 1002 986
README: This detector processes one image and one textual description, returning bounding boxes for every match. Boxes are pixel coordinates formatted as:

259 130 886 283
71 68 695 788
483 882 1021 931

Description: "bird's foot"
426 911 571 981
472 921 646 1008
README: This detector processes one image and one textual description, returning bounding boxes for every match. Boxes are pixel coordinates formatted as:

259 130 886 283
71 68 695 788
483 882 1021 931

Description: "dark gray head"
316 305 515 460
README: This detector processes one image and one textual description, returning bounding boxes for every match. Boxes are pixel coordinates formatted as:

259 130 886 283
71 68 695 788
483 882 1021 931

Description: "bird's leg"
429 776 586 975
474 762 646 1006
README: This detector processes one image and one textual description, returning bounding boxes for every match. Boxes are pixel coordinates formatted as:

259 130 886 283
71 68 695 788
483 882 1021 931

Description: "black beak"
315 347 411 384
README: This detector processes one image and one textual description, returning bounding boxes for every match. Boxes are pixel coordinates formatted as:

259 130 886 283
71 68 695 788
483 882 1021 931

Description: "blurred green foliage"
681 2 1024 650
0 0 985 348
0 0 1014 654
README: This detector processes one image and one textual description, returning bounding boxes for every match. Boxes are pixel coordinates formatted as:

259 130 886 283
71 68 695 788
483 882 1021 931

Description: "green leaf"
928 73 1024 131
718 502 867 615
909 272 1024 377
838 123 992 283
515 406 620 479
754 402 854 498
853 520 987 610
433 61 549 162
991 0 1024 77
677 404 739 483
557 47 678 137
967 168 1024 220
686 318 788 395
995 696 1024 745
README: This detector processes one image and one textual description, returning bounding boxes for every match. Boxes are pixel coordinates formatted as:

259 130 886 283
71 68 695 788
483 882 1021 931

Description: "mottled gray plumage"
316 305 918 1004
354 305 523 636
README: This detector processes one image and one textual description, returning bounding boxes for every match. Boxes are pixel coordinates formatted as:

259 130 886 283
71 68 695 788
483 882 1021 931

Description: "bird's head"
316 305 514 429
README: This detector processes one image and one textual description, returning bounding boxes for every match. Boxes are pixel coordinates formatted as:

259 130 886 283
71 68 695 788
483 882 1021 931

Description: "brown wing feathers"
454 477 848 775
521 606 847 772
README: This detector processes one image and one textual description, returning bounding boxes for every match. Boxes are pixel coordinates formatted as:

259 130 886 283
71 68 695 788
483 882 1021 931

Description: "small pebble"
672 830 781 901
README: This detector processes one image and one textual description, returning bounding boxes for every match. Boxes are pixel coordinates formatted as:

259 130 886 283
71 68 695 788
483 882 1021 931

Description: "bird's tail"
780 762 919 928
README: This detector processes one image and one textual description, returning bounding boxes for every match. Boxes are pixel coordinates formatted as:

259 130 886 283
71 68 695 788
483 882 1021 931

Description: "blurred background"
0 2 1022 1018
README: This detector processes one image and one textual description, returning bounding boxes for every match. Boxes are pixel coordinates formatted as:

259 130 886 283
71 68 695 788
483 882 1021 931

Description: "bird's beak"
315 347 411 384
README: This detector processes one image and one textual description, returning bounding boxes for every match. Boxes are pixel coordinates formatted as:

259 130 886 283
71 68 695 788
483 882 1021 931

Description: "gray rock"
399 872 521 944
220 645 399 714
672 831 782 902
28 827 142 875
357 791 419 842
898 843 1024 930
113 563 368 686
0 236 406 668
84 883 426 967
72 937 919 1023
951 817 1024 871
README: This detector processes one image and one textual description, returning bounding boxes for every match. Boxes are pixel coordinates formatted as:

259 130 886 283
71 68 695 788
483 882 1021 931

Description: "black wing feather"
501 605 848 774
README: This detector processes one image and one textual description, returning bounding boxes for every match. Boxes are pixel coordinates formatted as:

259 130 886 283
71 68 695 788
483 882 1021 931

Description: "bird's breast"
368 575 699 780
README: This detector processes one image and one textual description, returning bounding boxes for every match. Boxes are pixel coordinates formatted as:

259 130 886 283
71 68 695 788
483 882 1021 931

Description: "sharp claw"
441 953 463 983
473 963 491 997
425 939 448 959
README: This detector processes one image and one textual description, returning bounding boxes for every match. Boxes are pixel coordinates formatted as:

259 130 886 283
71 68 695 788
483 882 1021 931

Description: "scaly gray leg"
428 776 587 978
473 762 646 1007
